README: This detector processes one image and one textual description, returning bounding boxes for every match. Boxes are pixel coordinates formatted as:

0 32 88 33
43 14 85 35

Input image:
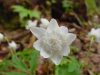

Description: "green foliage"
12 5 41 19
12 5 41 27
55 57 81 75
85 0 99 15
29 50 39 74
2 49 39 75
67 58 80 72
62 0 73 12
12 55 27 72
0 60 11 71
3 72 27 75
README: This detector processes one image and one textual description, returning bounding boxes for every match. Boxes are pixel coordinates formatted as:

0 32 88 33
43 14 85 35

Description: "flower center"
41 32 64 55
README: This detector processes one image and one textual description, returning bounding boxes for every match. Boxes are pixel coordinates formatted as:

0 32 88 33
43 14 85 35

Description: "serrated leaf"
12 55 27 72
55 65 81 75
68 58 80 72
29 50 39 74
55 57 81 75
29 10 41 19
12 5 26 12
19 12 29 19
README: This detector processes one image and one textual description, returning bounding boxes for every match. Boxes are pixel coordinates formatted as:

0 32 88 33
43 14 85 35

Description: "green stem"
4 37 16 56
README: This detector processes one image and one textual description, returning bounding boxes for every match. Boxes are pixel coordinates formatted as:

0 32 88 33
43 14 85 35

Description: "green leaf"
85 0 98 15
12 5 26 13
62 0 73 12
12 5 41 28
68 58 80 72
0 60 10 71
12 5 41 19
55 65 81 75
12 55 27 72
29 10 41 19
3 72 27 75
29 50 39 74
19 12 29 19
55 57 81 75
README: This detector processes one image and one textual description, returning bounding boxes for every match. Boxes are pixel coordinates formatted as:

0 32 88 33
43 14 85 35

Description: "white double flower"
29 19 76 65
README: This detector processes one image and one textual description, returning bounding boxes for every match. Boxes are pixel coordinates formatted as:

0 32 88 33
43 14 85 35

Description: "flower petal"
41 18 49 25
26 20 37 29
96 29 100 37
8 41 17 50
50 55 63 65
34 40 50 58
40 51 50 58
40 23 48 29
59 26 68 34
66 33 76 45
0 33 4 41
33 40 42 51
47 19 59 32
62 46 70 56
30 27 46 39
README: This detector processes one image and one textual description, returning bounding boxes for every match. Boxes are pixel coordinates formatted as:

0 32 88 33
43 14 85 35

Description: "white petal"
9 41 17 50
40 18 49 25
50 55 63 65
30 27 46 39
26 20 37 29
47 19 59 32
33 40 42 51
29 20 37 26
40 23 48 29
59 26 68 34
62 46 70 56
91 28 95 31
96 38 100 43
40 51 50 58
34 40 50 58
0 33 4 41
96 29 100 36
89 28 100 37
66 33 76 45
89 28 97 36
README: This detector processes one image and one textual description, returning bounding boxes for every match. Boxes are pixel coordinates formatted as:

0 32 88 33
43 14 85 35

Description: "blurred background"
0 0 100 75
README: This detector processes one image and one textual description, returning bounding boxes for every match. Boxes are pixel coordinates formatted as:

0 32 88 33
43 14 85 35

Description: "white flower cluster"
26 18 49 29
88 28 100 43
28 18 76 65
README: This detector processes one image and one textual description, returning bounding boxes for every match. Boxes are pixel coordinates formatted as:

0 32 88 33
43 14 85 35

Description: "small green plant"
55 57 81 75
1 49 39 75
62 0 73 12
12 5 41 27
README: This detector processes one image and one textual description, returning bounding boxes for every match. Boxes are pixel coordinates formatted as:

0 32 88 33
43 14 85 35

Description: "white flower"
8 41 17 50
40 18 49 29
88 28 100 43
26 20 38 29
30 19 76 65
0 33 4 42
